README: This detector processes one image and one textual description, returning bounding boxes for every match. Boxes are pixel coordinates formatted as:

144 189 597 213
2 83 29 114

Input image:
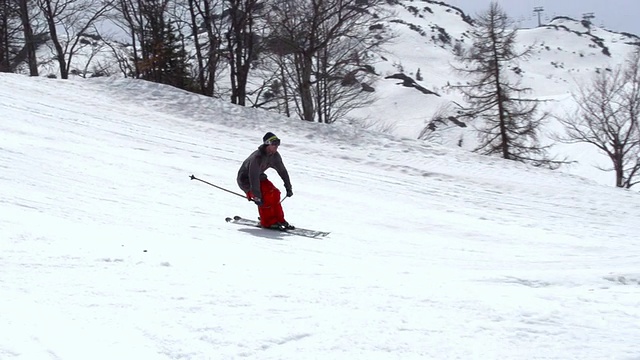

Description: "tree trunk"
202 0 219 96
41 0 68 78
18 0 38 75
187 0 206 94
227 0 255 106
299 53 314 121
0 1 9 72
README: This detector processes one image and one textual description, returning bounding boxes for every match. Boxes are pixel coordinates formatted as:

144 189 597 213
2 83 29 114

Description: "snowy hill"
363 2 640 124
1 73 640 359
352 1 640 186
27 1 640 187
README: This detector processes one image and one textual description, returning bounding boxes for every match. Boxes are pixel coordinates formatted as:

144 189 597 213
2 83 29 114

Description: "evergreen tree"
139 20 192 90
158 22 191 89
452 2 560 168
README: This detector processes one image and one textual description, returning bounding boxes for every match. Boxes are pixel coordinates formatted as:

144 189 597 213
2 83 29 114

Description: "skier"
237 132 294 230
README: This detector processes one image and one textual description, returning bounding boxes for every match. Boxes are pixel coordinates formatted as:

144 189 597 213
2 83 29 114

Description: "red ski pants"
247 179 285 227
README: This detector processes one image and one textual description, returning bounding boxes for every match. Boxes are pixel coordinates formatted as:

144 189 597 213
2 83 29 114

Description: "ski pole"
190 174 246 199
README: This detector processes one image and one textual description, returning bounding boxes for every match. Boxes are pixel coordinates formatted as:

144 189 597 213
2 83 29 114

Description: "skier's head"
263 132 281 146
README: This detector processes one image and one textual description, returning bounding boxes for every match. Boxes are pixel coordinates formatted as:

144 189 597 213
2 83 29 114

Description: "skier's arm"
273 154 292 192
248 158 263 199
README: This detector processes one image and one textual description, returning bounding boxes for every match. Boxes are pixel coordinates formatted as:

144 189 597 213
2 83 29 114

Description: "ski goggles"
265 136 281 146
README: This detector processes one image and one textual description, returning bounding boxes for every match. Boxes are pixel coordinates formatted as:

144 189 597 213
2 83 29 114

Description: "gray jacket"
237 145 292 199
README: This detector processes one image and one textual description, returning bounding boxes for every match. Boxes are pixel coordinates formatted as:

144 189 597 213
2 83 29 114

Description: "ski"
225 216 330 239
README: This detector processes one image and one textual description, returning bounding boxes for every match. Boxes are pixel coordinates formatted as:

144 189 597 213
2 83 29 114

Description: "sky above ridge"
448 0 640 35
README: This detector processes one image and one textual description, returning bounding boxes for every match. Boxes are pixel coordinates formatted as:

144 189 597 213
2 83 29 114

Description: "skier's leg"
257 180 285 227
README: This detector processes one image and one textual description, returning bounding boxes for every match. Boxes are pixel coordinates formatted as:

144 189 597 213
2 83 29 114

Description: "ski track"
1 75 640 359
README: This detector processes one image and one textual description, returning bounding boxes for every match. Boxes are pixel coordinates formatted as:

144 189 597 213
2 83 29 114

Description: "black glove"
286 189 293 198
252 197 263 206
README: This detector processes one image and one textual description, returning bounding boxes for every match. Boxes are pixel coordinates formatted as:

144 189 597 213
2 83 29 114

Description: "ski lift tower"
582 12 595 32
582 12 595 25
533 7 544 27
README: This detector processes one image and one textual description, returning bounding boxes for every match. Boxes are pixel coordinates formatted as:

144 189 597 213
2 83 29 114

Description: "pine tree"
139 20 192 90
158 22 191 89
452 2 561 168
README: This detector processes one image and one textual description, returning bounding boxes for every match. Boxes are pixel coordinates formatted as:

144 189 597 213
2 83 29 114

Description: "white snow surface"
1 74 639 359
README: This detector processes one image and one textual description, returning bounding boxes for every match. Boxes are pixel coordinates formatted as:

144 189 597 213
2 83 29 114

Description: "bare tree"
556 51 640 188
245 50 297 116
185 0 224 96
37 0 113 79
452 2 560 168
224 0 262 105
0 0 45 74
110 0 146 78
262 0 387 123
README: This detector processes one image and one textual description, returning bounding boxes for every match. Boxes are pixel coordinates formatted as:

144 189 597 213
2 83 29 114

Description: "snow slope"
1 74 639 359
28 1 640 188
